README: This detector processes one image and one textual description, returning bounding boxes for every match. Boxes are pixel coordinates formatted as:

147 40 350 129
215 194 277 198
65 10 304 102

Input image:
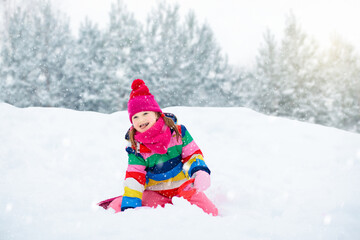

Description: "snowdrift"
1 103 360 240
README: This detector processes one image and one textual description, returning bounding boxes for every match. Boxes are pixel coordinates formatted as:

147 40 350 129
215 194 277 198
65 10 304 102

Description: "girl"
100 79 218 216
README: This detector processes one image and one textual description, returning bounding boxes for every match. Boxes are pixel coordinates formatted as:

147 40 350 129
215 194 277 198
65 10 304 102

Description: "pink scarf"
134 117 171 154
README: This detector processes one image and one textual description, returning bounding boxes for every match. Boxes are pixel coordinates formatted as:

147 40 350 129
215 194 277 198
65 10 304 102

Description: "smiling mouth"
140 123 149 129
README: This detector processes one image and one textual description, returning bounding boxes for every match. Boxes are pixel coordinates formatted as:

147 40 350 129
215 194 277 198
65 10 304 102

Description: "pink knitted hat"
127 79 162 123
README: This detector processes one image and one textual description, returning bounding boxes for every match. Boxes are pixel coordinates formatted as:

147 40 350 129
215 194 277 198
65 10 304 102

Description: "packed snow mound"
1 103 360 240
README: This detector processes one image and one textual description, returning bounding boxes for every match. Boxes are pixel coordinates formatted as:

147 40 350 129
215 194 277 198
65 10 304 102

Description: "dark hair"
129 112 181 151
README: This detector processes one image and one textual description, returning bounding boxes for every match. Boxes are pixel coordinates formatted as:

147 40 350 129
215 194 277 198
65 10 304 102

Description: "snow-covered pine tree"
252 28 281 114
180 11 232 107
224 68 253 108
103 0 144 111
0 1 73 108
248 12 360 133
277 12 320 121
141 2 183 107
143 2 231 107
63 18 108 112
31 2 73 107
0 7 37 106
320 35 360 132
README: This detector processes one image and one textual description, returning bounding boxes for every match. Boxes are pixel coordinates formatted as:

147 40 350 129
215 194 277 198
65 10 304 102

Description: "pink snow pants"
108 190 218 216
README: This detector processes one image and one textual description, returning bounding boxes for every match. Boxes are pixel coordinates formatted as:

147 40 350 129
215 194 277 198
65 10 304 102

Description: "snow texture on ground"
1 103 360 240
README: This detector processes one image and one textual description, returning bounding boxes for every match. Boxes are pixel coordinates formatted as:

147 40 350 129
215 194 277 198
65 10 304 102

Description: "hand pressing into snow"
192 170 211 192
180 170 211 197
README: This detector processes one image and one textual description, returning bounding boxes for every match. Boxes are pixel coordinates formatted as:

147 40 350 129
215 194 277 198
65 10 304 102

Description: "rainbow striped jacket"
121 125 210 211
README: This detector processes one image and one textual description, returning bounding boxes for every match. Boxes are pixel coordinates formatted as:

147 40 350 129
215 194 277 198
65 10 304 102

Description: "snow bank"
1 103 359 240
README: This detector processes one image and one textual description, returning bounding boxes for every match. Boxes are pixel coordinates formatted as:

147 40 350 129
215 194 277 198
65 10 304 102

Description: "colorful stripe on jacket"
120 125 210 211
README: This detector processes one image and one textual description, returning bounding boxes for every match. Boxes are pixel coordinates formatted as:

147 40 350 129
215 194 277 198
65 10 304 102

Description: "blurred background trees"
0 0 359 133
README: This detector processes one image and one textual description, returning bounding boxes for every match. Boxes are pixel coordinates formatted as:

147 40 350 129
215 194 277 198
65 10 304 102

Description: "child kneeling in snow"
99 79 218 216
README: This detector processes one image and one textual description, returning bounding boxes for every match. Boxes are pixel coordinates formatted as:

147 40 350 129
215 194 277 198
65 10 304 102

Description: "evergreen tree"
0 7 37 106
181 11 232 107
252 28 281 114
64 18 107 112
143 2 231 107
251 13 360 133
32 2 73 107
0 1 73 108
226 68 253 108
103 0 144 111
320 35 360 131
277 12 320 121
142 3 183 107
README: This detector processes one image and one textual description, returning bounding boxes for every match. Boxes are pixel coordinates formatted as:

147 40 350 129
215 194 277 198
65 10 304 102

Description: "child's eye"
133 116 138 119
143 112 148 115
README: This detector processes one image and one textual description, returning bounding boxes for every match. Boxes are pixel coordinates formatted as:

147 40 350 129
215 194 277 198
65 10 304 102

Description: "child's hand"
192 170 211 192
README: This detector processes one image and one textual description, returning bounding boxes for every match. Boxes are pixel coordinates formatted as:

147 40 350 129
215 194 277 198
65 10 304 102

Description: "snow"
1 103 360 240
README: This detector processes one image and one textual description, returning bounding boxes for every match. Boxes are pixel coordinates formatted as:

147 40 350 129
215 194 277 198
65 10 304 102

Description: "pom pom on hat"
127 79 162 122
130 79 150 99
132 79 144 90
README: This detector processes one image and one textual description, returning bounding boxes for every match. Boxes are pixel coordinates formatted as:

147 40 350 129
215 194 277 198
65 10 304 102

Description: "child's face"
132 111 158 133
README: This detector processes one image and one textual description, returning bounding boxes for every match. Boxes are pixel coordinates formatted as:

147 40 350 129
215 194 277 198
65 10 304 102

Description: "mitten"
192 170 211 192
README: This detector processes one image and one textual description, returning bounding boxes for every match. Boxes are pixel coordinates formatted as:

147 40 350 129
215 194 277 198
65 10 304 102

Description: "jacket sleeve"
121 146 147 211
180 125 211 178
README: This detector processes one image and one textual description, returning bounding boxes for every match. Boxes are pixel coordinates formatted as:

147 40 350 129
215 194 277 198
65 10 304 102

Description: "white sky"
4 0 360 67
